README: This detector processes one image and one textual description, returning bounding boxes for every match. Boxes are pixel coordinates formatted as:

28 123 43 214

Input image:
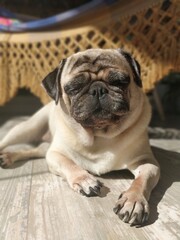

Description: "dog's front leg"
46 150 102 196
0 143 49 168
113 158 160 226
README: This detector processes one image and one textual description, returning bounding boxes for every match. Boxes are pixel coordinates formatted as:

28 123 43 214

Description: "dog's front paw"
68 171 103 197
113 190 149 226
0 152 13 168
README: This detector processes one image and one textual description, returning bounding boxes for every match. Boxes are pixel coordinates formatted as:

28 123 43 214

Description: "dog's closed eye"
108 72 130 87
64 74 89 96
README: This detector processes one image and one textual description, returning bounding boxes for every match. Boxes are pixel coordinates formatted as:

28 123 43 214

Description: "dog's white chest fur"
63 137 120 175
66 144 116 175
54 136 120 175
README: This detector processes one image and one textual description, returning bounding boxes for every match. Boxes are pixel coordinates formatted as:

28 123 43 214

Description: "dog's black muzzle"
89 82 109 100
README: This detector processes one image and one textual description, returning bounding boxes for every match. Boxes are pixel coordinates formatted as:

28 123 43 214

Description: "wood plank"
0 117 33 240
0 161 33 240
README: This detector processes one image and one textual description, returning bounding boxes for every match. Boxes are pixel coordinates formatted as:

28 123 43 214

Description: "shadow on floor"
148 146 180 225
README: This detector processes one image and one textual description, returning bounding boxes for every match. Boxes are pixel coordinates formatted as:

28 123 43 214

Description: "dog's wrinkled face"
42 49 142 129
63 55 131 128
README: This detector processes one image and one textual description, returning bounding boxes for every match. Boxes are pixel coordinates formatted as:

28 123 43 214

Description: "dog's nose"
89 82 108 98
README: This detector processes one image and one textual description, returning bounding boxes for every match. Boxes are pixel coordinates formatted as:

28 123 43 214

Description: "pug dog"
0 49 160 226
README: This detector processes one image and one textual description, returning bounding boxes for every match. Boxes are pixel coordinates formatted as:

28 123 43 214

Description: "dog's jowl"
0 49 160 226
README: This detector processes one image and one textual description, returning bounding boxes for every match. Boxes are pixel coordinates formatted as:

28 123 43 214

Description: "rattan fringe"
0 0 179 105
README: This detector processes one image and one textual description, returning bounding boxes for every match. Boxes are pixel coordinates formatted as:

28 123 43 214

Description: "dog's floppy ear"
42 59 66 104
118 49 142 88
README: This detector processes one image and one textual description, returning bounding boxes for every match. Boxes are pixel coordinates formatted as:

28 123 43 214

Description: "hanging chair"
0 0 115 32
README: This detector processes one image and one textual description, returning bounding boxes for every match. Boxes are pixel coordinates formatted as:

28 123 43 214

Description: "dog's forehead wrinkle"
68 51 126 75
68 54 92 73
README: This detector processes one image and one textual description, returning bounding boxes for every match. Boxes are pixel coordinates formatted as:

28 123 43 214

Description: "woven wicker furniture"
0 0 179 105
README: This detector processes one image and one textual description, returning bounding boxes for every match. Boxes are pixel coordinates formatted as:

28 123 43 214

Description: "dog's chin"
71 100 130 129
73 111 127 129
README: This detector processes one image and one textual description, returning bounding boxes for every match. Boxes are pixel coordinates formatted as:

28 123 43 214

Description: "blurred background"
0 0 91 18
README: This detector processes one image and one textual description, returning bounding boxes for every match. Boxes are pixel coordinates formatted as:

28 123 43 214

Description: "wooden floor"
0 117 180 240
